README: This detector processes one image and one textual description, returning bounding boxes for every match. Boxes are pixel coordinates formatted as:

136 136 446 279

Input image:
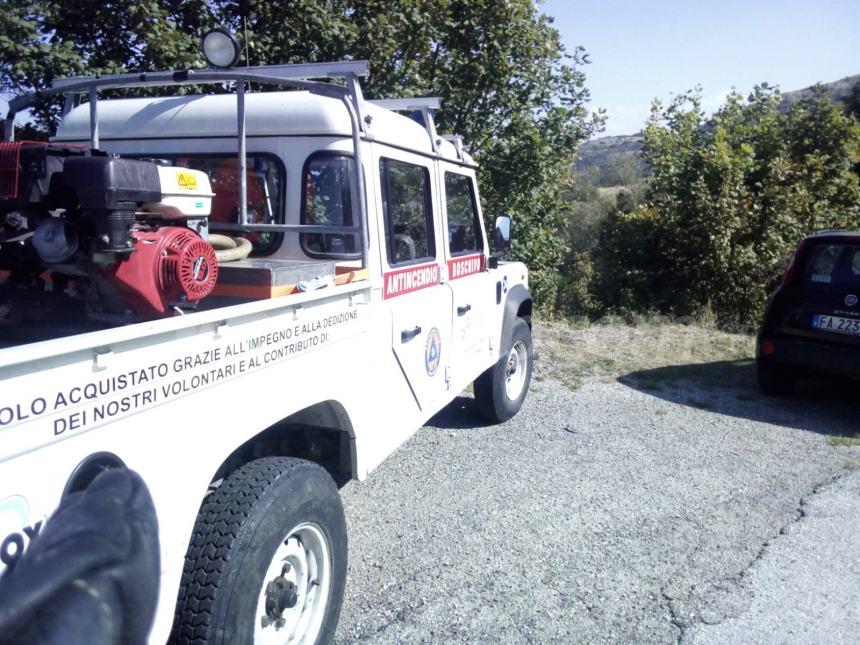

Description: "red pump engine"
0 146 222 322
105 227 219 317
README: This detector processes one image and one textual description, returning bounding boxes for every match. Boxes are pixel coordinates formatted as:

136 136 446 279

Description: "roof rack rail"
52 61 369 90
369 97 441 111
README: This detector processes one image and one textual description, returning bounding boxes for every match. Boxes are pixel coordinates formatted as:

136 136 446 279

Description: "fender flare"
499 284 532 359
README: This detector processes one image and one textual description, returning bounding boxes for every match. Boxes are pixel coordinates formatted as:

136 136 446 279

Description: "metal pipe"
346 74 366 134
52 61 369 90
210 223 362 233
421 107 438 153
62 94 75 117
341 88 370 267
8 70 350 117
237 80 247 226
88 86 99 148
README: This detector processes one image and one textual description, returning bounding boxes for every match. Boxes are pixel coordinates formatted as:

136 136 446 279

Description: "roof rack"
2 61 372 264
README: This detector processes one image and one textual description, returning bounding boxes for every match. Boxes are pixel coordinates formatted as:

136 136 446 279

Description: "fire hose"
208 234 253 263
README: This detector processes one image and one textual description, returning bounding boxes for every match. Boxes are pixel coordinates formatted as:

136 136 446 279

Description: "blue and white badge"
425 328 441 376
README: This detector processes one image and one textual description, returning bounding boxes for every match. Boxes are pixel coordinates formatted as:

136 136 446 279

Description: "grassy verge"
533 317 755 391
827 436 860 447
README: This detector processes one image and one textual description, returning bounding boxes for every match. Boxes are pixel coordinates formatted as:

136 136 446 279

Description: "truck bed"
0 262 368 351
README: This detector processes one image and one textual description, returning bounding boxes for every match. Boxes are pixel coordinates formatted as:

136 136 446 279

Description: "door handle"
401 325 422 342
457 304 472 316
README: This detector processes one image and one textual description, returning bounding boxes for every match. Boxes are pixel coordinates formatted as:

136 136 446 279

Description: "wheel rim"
504 339 529 401
255 522 331 645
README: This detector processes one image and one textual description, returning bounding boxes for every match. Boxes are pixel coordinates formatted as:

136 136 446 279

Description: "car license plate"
812 314 860 336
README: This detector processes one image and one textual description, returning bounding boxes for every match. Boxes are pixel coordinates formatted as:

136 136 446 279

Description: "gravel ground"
334 361 859 643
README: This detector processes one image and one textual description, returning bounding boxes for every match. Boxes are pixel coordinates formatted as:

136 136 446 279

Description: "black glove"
0 467 160 645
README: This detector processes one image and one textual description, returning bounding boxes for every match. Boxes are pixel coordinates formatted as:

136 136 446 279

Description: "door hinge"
445 365 452 388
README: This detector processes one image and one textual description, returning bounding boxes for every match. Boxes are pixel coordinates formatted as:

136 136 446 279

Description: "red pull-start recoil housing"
105 227 218 317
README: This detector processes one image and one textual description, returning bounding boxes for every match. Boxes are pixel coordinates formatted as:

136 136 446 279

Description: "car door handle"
457 304 472 316
401 326 422 342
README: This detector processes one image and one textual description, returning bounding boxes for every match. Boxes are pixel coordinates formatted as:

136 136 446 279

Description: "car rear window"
801 242 860 286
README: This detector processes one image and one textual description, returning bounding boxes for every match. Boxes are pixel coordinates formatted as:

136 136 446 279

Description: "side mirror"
492 215 512 257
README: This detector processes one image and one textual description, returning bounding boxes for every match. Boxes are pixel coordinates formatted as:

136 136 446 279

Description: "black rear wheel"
757 359 798 396
170 457 347 645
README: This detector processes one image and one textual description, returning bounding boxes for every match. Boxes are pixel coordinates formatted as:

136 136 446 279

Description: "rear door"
780 238 860 345
375 151 453 411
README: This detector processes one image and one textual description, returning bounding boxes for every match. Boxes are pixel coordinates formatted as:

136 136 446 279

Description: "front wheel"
170 457 347 645
474 317 533 422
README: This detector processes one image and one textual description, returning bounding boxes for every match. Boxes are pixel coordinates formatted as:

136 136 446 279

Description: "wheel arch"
210 399 357 488
499 284 532 357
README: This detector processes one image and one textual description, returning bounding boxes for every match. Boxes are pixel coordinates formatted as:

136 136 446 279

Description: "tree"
597 85 860 326
0 1 210 127
0 0 602 308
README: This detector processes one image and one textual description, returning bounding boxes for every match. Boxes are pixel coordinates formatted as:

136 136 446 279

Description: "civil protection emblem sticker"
425 327 441 376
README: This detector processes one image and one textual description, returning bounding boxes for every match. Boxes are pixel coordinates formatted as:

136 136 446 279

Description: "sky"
4 1 858 136
542 0 860 137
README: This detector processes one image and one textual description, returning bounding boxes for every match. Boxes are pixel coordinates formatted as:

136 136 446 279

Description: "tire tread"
170 457 313 645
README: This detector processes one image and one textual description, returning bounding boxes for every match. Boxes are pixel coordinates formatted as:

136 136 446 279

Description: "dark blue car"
757 231 860 395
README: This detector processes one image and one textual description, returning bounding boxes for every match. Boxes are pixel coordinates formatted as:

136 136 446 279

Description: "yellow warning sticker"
176 172 198 190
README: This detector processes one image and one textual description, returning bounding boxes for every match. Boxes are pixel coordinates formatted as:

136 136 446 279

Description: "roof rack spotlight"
202 28 241 69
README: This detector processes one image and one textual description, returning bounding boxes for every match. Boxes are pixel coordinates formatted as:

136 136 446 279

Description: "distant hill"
576 74 860 184
573 133 644 174
779 74 860 110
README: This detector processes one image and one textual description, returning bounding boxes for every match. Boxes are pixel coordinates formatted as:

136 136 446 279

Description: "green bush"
596 85 860 327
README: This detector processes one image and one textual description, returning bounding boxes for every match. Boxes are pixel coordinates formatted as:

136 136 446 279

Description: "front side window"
379 158 435 265
159 154 284 256
444 172 482 255
300 153 356 258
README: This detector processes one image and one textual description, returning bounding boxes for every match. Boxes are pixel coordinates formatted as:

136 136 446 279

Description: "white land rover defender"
0 48 532 643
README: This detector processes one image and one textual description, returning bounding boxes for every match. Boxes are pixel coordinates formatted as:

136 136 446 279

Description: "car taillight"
761 339 775 355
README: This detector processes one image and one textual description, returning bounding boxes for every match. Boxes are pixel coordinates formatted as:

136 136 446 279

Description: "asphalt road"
334 365 859 643
688 469 860 645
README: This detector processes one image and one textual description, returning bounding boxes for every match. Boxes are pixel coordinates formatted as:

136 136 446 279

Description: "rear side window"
379 158 435 265
153 154 284 256
300 153 356 258
802 243 860 286
444 172 482 255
